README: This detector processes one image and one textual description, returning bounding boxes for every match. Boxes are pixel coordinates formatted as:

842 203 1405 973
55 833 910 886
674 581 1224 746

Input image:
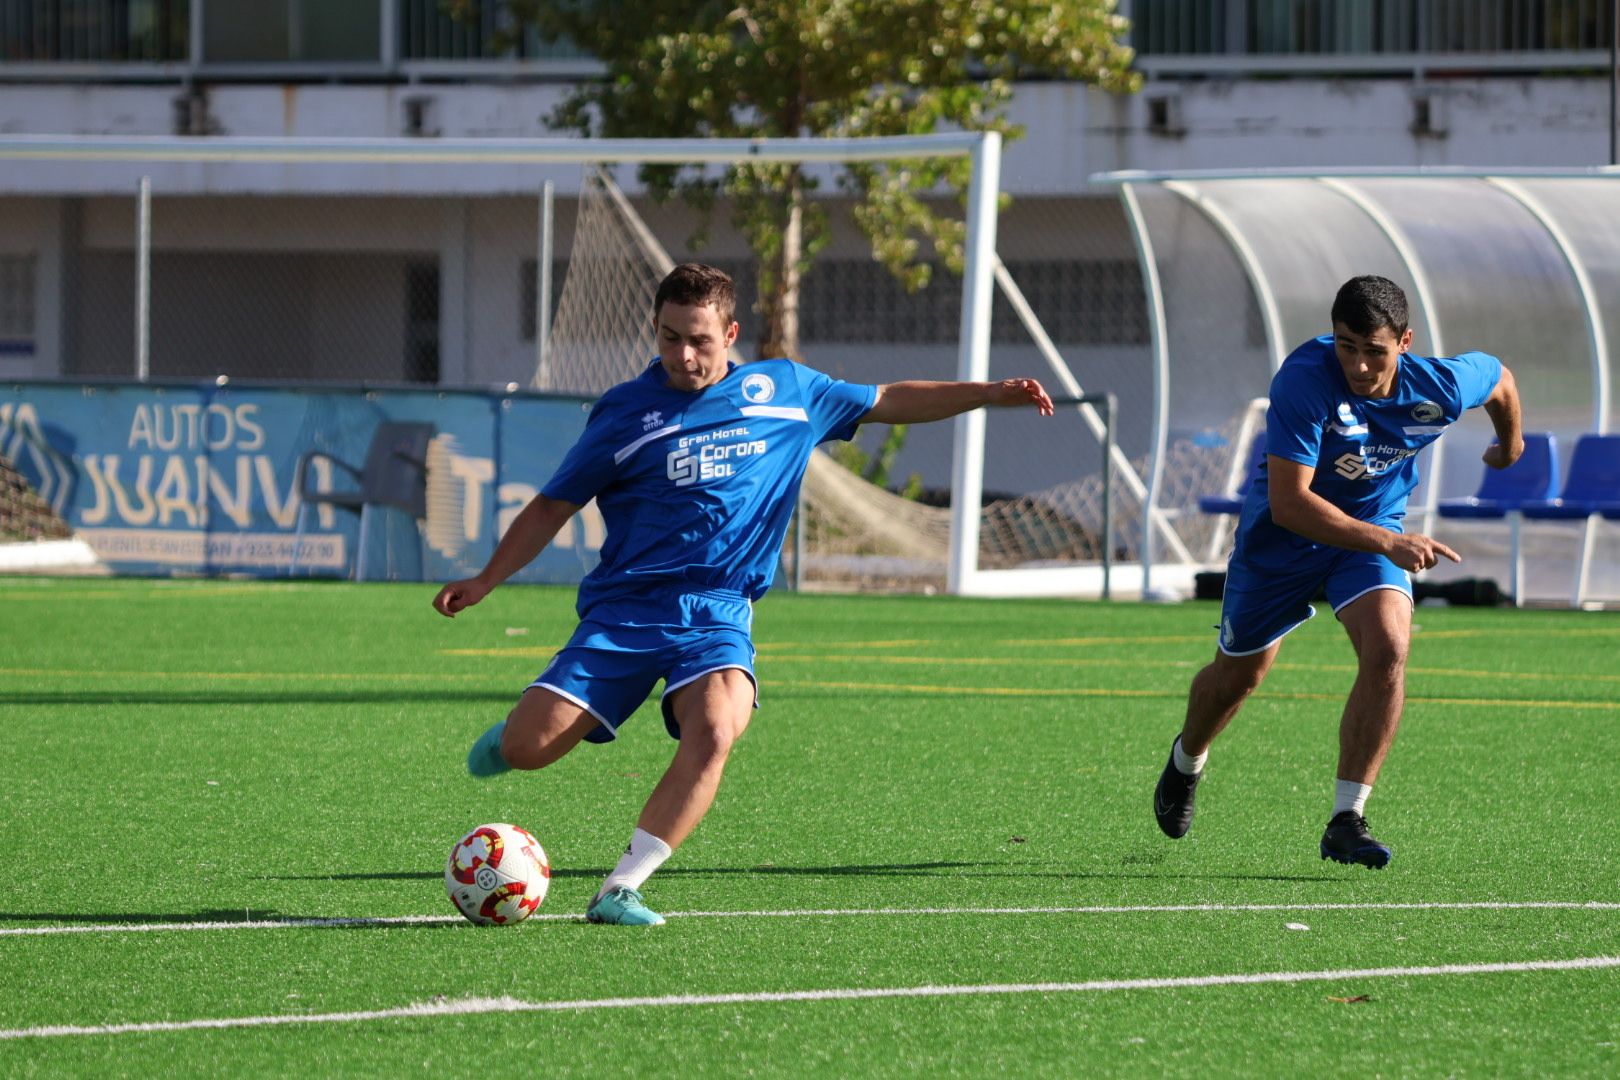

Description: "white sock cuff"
631 827 672 861
1172 736 1207 776
599 828 673 898
1333 778 1373 817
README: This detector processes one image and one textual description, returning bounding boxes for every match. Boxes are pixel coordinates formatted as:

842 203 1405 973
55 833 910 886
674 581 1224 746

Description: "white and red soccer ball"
445 822 550 926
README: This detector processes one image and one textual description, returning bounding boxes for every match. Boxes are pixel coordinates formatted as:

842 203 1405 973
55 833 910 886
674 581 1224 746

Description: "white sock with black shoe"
1333 779 1372 818
596 827 672 902
1171 736 1207 777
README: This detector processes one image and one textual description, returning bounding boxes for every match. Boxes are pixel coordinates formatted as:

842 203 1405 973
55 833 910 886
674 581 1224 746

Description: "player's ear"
724 321 739 347
1398 327 1413 353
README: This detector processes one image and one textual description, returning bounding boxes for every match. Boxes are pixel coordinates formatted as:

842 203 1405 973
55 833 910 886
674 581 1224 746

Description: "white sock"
1333 779 1372 817
1171 736 1207 776
596 828 672 901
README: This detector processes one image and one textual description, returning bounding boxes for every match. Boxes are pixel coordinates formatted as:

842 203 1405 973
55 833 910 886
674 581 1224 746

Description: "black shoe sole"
1320 843 1392 869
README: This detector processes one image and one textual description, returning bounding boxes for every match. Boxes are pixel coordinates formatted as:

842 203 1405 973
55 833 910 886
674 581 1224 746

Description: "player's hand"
1386 532 1461 573
991 378 1055 416
433 577 491 618
1482 439 1523 471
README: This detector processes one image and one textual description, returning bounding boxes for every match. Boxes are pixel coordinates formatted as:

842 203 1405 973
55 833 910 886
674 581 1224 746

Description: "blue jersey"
542 358 877 615
1235 335 1500 564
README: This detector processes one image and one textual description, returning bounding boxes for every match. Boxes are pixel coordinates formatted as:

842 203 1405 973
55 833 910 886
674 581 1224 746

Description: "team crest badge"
1411 400 1442 423
741 373 776 404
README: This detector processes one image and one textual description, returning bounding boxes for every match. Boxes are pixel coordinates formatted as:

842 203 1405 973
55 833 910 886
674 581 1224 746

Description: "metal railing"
0 0 595 80
0 0 1613 82
1128 0 1616 76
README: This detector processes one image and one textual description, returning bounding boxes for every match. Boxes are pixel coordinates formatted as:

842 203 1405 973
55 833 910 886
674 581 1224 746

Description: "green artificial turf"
0 578 1616 1076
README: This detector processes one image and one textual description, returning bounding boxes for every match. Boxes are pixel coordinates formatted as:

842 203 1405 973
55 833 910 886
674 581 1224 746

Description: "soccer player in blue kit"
433 263 1054 924
1153 275 1523 868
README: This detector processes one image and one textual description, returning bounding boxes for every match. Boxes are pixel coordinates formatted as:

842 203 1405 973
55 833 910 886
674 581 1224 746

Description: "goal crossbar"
0 133 990 166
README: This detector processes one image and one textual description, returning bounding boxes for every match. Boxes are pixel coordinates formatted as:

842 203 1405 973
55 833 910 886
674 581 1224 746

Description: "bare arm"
861 378 1055 425
1480 364 1523 470
1268 456 1460 573
431 493 582 617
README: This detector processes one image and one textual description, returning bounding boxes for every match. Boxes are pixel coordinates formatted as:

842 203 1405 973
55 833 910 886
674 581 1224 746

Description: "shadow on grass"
0 909 307 925
263 861 990 883
259 862 1343 885
0 691 518 707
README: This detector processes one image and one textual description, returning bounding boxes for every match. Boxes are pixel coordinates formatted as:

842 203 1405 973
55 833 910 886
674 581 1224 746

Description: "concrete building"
0 0 1614 494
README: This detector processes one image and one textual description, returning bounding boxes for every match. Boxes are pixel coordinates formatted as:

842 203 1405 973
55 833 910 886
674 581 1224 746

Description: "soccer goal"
540 152 1191 598
0 132 1196 595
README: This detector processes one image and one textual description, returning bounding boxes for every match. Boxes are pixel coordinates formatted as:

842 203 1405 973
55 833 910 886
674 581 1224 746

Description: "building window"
0 255 36 355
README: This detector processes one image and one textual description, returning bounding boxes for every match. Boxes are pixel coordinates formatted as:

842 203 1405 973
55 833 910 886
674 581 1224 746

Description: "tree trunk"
757 166 804 361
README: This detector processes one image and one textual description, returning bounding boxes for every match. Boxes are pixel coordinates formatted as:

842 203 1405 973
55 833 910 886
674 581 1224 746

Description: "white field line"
3 901 1618 937
3 955 1618 1041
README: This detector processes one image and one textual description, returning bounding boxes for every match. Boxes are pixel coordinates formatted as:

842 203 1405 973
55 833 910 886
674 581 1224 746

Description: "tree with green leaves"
456 0 1138 360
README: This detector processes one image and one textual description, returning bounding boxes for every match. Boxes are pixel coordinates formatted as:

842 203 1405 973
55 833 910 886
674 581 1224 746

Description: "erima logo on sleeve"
641 410 663 431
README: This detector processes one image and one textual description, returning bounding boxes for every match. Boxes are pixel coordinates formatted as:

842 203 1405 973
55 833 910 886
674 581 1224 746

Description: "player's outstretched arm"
431 493 581 617
1268 456 1460 573
861 378 1055 425
1480 364 1524 471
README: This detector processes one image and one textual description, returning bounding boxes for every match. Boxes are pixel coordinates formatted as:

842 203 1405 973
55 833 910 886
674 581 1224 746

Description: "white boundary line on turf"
3 955 1618 1041
3 901 1619 937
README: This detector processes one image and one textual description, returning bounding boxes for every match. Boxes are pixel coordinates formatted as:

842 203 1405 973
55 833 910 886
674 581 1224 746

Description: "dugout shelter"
1095 166 1620 607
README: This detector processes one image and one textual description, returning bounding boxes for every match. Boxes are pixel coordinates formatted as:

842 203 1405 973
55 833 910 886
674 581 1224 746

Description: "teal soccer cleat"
586 886 666 926
466 721 511 778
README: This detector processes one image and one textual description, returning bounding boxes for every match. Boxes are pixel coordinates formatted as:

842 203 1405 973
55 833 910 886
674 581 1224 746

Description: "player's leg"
1318 582 1411 868
586 667 756 926
500 687 606 769
1154 645 1279 839
468 627 659 777
641 666 756 847
1335 585 1412 785
465 686 603 776
1180 644 1282 756
1155 556 1318 839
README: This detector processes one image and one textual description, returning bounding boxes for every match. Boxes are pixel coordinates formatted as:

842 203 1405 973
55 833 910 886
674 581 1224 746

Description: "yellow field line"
1412 626 1620 640
439 648 563 658
775 677 1620 711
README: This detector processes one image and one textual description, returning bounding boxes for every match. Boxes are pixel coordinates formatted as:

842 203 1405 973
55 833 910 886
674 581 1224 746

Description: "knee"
1358 638 1409 682
500 721 559 772
677 714 742 766
1202 659 1266 704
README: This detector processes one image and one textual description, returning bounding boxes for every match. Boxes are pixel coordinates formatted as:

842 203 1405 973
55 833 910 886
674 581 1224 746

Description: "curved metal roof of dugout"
1091 166 1620 591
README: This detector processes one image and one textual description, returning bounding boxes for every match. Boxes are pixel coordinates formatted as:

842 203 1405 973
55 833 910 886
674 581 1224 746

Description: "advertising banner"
0 381 599 583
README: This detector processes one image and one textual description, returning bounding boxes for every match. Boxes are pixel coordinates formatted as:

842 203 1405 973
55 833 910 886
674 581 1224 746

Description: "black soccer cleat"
1320 811 1392 869
1153 740 1202 839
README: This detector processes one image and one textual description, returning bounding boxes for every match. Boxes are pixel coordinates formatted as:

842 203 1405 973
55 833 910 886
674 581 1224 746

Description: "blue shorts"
1218 547 1412 656
529 589 757 743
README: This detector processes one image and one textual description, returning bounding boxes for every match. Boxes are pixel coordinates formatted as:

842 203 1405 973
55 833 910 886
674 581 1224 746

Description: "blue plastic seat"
1197 437 1266 517
1520 434 1620 606
289 421 435 581
1435 434 1557 608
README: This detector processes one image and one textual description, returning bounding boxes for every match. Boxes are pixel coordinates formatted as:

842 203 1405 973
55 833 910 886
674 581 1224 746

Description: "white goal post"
0 131 1180 596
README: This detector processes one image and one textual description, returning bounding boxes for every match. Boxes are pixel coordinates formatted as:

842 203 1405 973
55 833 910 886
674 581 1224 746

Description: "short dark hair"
1331 275 1409 337
654 263 736 325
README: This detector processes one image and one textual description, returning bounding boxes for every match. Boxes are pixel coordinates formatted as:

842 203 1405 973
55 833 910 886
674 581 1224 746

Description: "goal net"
541 162 1190 595
0 422 98 573
0 450 70 543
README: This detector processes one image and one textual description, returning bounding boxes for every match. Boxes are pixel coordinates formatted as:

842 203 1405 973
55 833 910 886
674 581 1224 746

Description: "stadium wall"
0 379 600 582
